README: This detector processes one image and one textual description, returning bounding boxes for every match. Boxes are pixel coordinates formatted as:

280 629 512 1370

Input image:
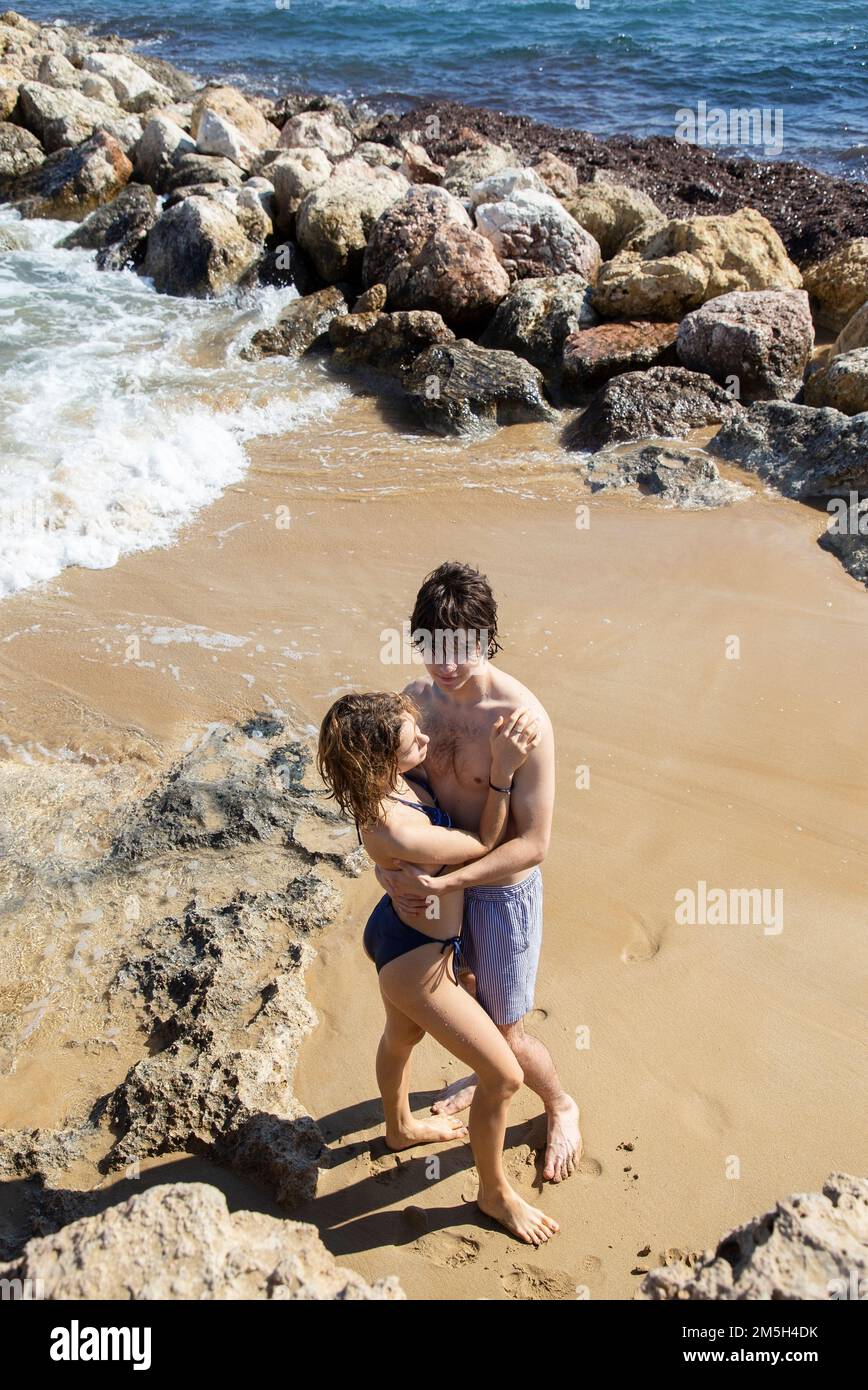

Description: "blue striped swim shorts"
459 867 543 1027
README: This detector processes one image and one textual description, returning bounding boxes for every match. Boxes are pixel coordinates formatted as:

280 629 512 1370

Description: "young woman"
317 691 560 1246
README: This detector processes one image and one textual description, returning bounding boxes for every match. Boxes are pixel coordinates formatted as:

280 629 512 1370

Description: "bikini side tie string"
439 933 465 983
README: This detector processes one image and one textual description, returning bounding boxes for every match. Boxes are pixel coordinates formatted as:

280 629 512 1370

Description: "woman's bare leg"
377 994 469 1150
379 944 560 1245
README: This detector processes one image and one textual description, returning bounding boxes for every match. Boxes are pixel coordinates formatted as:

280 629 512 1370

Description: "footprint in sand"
500 1261 597 1300
367 1151 406 1184
413 1230 482 1268
504 1144 537 1184
527 1007 548 1025
575 1154 602 1180
620 910 662 963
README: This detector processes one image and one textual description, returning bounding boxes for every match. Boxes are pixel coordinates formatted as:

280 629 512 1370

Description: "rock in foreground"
637 1172 868 1300
580 443 751 508
0 1182 404 1299
404 340 554 436
676 289 814 401
566 365 740 452
818 498 868 589
708 401 868 496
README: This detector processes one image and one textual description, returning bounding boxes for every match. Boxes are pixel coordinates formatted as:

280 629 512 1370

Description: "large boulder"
0 1181 403 1300
594 208 801 320
637 1173 868 1300
242 286 349 360
562 319 679 397
81 51 172 113
166 151 245 193
384 220 510 332
59 182 158 270
398 138 443 186
818 500 868 590
442 141 514 197
140 195 264 298
634 208 802 297
468 165 547 209
0 120 43 185
297 160 408 282
802 238 868 333
191 85 280 153
676 289 814 401
708 401 868 496
403 340 554 436
329 308 455 378
278 110 353 158
833 300 868 355
475 189 602 283
267 146 331 228
132 115 195 192
363 183 471 288
565 174 663 259
10 128 132 219
804 348 868 415
38 51 81 91
567 365 740 452
354 140 403 170
195 106 262 173
480 273 597 373
592 250 710 320
17 81 142 153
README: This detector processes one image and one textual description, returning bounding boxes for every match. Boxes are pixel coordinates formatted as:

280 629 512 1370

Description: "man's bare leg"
499 1017 581 1182
432 970 479 1115
433 1015 581 1181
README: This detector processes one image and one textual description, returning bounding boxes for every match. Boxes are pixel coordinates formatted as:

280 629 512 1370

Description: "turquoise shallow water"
18 0 868 175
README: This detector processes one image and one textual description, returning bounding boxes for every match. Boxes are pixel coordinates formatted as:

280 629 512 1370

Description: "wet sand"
1 393 867 1298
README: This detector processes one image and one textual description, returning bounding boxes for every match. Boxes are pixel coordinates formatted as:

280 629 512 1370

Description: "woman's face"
395 713 429 772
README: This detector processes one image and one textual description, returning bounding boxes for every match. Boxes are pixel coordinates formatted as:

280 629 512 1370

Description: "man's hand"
376 860 442 914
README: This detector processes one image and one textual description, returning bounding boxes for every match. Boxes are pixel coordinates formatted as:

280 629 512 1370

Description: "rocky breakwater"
0 710 401 1299
2 12 867 576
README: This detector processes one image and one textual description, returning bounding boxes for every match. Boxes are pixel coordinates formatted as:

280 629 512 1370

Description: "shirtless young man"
376 560 582 1182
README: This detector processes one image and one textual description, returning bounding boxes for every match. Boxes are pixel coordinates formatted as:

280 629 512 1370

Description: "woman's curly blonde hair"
317 691 421 831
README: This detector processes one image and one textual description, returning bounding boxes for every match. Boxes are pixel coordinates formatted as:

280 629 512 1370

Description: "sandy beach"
2 392 866 1298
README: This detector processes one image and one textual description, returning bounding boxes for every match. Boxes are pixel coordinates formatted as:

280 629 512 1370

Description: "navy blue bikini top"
354 770 452 845
387 770 452 828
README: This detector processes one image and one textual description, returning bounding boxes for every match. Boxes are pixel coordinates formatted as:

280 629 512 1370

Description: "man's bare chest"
420 709 493 787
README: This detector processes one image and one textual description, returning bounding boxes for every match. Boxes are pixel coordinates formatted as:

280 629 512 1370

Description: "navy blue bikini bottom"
363 893 464 980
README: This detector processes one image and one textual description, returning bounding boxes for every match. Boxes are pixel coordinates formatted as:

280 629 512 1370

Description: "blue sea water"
18 0 868 176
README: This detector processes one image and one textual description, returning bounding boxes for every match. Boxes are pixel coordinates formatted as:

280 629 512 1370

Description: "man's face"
422 628 485 693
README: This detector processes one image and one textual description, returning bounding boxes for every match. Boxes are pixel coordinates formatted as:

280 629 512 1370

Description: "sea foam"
0 209 347 598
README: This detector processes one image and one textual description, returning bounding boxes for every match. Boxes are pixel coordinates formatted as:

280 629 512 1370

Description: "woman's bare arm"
364 708 541 867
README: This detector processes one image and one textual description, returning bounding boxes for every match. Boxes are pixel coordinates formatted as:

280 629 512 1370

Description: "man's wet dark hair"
410 561 503 660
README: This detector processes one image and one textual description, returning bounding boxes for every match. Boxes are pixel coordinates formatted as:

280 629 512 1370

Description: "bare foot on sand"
477 1186 560 1245
431 1073 478 1115
542 1096 582 1183
385 1115 468 1151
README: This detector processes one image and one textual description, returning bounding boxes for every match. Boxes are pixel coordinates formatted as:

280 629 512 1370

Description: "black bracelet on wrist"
489 778 512 794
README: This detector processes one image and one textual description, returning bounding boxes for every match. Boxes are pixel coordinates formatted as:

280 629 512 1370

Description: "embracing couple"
317 561 580 1245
